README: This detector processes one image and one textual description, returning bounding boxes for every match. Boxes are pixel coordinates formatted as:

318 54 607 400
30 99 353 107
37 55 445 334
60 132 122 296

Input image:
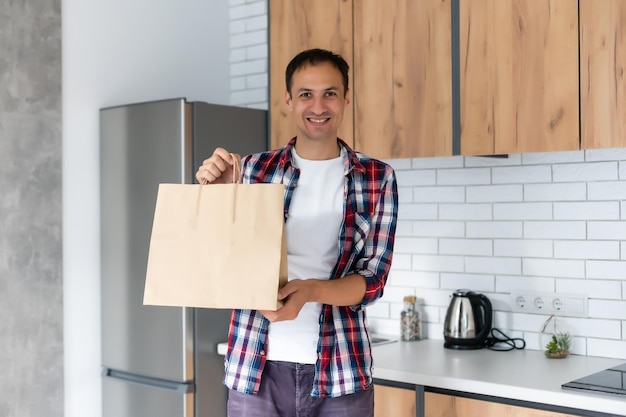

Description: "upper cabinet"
459 0 579 155
353 0 453 158
269 0 452 158
268 0 354 150
269 0 626 159
580 0 626 149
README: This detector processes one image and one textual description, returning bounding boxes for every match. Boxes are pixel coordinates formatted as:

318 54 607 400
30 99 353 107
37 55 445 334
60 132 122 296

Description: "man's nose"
309 96 327 114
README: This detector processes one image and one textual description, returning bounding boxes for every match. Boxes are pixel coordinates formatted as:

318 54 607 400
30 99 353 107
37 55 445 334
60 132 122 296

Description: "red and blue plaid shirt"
223 138 398 398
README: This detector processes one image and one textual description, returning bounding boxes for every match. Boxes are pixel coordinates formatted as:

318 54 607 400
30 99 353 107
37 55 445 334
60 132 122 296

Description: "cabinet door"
425 392 580 417
460 0 579 155
374 384 416 417
268 0 354 150
580 0 626 149
354 0 453 159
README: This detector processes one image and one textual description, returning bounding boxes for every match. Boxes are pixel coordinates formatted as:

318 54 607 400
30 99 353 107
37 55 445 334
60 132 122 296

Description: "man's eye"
326 91 337 97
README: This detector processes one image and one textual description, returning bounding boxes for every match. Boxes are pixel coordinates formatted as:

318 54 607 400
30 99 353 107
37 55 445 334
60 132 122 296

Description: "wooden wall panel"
580 0 626 149
460 0 579 155
268 0 353 150
354 0 453 159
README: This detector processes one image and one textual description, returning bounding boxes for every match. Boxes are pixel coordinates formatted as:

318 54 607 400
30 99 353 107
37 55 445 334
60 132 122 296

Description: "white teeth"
309 118 327 123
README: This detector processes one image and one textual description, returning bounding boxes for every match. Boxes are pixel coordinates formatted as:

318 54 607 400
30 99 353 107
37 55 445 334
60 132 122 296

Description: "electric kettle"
443 289 492 349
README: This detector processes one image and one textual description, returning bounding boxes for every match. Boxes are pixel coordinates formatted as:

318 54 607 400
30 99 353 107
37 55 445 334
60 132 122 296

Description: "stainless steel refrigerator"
100 98 268 417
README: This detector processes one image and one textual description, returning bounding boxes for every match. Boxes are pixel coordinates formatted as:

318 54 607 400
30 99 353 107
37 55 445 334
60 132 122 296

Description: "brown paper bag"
143 182 288 310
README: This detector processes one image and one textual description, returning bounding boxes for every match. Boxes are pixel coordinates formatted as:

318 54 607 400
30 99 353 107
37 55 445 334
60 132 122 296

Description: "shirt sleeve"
352 164 399 309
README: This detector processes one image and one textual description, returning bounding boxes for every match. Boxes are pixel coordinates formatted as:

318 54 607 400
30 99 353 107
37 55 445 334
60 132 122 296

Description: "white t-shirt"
266 147 345 363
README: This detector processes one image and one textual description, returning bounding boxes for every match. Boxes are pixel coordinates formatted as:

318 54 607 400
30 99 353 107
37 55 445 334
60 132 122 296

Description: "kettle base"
444 341 485 350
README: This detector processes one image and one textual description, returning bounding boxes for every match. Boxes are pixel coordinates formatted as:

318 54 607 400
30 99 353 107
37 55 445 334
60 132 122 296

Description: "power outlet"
509 291 588 317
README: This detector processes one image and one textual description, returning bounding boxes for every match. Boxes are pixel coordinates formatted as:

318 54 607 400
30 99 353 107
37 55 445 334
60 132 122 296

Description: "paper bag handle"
231 153 241 184
197 153 240 222
229 154 240 222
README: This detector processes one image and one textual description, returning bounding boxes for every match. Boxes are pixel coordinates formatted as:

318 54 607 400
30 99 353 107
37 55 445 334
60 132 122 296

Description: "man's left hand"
260 279 314 322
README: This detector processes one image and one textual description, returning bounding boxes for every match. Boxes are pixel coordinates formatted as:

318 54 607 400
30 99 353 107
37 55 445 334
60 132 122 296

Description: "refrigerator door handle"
103 368 194 394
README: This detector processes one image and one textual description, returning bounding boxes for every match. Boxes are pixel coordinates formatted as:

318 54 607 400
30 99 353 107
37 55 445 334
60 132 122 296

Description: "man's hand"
260 279 315 322
195 147 241 184
259 274 367 322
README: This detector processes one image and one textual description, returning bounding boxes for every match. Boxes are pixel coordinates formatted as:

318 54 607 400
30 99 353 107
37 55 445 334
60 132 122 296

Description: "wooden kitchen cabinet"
268 0 354 150
353 0 453 159
269 0 607 159
269 0 452 159
374 384 416 417
580 0 626 149
425 392 580 417
459 0 579 155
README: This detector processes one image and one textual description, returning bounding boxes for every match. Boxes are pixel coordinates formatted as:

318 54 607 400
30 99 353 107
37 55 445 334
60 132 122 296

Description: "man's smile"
307 117 331 124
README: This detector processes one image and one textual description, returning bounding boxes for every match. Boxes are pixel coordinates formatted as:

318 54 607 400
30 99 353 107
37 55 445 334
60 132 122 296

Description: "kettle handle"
469 293 493 342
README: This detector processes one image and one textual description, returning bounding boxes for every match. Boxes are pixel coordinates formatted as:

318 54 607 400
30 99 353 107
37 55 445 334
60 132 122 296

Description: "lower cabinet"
373 386 585 417
425 392 581 417
374 384 416 417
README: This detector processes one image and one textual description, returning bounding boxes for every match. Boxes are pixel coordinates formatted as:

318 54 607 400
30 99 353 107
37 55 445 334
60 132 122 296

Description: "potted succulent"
545 332 571 359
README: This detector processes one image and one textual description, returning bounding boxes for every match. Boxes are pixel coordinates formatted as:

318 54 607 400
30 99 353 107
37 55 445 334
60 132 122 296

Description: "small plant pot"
545 349 570 359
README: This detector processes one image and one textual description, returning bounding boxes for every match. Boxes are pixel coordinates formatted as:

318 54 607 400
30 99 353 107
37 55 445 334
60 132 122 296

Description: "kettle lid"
452 289 473 297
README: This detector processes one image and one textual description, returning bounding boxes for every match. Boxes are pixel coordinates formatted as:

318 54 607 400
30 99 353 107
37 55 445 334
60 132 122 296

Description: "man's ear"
284 90 293 110
344 88 351 106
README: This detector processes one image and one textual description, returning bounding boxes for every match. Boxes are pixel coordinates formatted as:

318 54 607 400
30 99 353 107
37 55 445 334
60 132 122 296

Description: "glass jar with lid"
400 295 421 341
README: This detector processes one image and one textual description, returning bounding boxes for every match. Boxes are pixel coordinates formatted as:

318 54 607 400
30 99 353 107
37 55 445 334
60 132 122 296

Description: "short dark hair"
285 48 350 97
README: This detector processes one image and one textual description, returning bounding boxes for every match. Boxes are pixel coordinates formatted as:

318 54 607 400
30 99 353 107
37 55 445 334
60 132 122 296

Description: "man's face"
285 62 350 144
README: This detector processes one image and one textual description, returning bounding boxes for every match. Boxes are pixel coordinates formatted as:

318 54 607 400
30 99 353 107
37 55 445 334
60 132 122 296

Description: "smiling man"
196 48 399 417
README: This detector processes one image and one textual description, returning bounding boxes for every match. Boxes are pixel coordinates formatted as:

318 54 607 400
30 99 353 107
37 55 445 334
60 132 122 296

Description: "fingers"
258 309 278 322
277 282 297 301
195 148 241 184
263 298 299 322
260 280 311 322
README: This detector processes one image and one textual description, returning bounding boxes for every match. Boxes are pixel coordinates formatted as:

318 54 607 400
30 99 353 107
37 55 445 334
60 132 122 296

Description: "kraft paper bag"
143 182 288 310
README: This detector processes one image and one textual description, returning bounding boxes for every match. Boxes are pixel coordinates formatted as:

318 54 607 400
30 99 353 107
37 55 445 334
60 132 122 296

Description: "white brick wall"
231 5 626 360
228 0 268 109
380 150 626 360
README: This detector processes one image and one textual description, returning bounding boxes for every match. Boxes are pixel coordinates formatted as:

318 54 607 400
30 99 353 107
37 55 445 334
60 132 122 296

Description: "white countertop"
372 339 626 416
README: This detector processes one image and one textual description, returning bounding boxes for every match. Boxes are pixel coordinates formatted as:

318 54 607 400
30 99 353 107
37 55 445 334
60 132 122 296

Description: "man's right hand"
195 148 241 184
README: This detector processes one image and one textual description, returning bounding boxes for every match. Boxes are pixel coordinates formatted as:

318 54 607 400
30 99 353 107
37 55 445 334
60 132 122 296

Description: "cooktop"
562 362 626 397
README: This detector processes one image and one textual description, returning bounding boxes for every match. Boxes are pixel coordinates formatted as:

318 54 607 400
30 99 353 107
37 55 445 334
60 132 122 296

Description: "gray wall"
0 1 63 417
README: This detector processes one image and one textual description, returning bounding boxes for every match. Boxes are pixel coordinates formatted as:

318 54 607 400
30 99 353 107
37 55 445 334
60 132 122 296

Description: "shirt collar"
278 137 366 175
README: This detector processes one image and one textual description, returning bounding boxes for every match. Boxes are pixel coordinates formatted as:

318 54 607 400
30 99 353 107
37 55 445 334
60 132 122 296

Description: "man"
196 48 398 417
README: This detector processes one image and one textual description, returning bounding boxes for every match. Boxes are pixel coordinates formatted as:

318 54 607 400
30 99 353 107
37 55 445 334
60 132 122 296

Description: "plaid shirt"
223 138 398 398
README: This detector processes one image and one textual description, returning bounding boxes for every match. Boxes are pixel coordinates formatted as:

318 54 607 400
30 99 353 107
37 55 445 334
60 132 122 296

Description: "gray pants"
227 361 374 417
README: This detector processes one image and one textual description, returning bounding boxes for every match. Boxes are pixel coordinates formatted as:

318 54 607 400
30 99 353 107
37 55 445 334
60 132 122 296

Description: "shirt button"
260 350 266 356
